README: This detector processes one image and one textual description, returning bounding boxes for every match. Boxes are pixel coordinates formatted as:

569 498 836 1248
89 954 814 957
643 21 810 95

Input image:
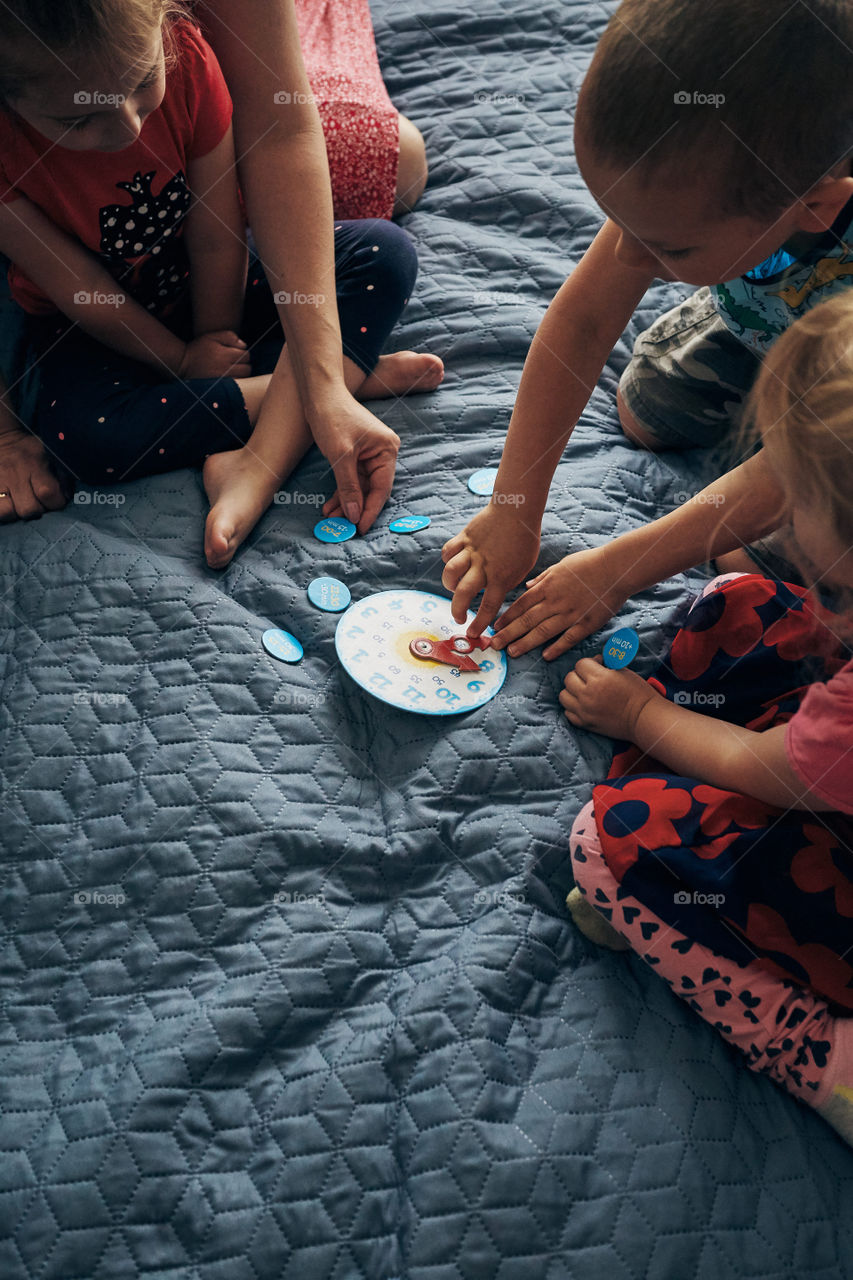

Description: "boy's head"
576 0 853 284
0 0 185 151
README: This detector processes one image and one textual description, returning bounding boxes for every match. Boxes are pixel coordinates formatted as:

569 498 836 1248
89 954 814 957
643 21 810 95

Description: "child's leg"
618 286 761 451
30 321 254 485
203 219 423 568
569 802 853 1143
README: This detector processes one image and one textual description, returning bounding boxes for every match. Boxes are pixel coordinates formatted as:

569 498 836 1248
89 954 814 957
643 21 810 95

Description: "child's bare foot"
357 350 444 400
202 446 281 569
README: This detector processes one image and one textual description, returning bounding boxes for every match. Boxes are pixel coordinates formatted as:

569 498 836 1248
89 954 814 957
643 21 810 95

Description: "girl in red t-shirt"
0 0 437 565
562 291 853 1146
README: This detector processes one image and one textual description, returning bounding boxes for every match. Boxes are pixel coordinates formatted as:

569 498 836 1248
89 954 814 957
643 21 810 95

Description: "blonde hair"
0 0 189 101
746 290 853 558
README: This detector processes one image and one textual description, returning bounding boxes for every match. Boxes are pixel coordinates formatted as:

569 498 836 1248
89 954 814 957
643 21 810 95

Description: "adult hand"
0 423 70 521
178 331 252 380
315 397 400 534
441 504 540 634
491 544 629 660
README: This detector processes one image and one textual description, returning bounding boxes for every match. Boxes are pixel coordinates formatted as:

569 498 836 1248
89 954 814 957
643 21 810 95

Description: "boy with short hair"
442 0 853 650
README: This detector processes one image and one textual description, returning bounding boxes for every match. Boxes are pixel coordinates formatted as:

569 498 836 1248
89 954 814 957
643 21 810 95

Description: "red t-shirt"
0 21 232 316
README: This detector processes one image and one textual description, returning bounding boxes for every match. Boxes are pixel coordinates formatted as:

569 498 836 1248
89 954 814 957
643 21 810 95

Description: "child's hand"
441 505 540 634
491 546 629 660
178 331 252 380
560 657 657 739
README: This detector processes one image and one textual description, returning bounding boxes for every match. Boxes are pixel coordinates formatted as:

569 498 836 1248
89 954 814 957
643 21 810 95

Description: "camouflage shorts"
619 286 762 449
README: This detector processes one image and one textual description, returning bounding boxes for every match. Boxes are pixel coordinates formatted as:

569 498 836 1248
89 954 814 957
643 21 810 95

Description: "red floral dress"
294 0 400 220
593 574 853 1011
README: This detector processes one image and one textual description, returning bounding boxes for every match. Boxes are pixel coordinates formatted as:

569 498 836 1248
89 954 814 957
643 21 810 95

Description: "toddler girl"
564 291 853 1146
0 0 433 564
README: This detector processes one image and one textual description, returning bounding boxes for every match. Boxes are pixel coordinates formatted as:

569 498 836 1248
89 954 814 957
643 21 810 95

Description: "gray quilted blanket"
1 1 851 1276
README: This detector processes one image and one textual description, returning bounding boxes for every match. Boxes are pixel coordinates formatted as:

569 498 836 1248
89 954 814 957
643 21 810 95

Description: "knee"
361 218 418 307
616 384 663 451
394 115 428 215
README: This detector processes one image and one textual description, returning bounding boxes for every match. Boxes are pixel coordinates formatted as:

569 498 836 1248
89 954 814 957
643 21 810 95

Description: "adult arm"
197 0 403 529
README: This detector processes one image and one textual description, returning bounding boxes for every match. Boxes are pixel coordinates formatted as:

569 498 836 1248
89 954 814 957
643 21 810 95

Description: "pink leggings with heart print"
570 800 853 1109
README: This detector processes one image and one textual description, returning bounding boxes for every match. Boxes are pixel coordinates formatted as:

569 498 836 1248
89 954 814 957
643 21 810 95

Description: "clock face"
334 590 507 715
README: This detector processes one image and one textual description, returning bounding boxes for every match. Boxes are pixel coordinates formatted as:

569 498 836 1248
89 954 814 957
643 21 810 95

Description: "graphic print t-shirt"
710 195 853 354
0 21 232 317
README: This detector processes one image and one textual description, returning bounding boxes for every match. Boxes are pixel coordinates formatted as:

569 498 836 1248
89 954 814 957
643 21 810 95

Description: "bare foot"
202 446 281 569
357 350 444 400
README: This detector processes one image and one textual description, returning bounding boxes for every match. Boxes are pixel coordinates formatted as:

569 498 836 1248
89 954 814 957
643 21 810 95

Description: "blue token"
307 576 351 612
602 626 639 669
313 517 357 543
468 467 498 496
262 628 304 664
389 514 431 534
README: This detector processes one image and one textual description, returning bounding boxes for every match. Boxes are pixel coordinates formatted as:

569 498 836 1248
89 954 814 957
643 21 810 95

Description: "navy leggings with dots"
27 219 417 484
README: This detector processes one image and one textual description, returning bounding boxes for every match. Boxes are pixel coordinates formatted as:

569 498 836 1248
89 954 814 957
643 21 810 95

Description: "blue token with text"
313 517 356 543
262 628 304 664
307 576 351 612
389 515 431 533
467 468 498 496
602 627 639 669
